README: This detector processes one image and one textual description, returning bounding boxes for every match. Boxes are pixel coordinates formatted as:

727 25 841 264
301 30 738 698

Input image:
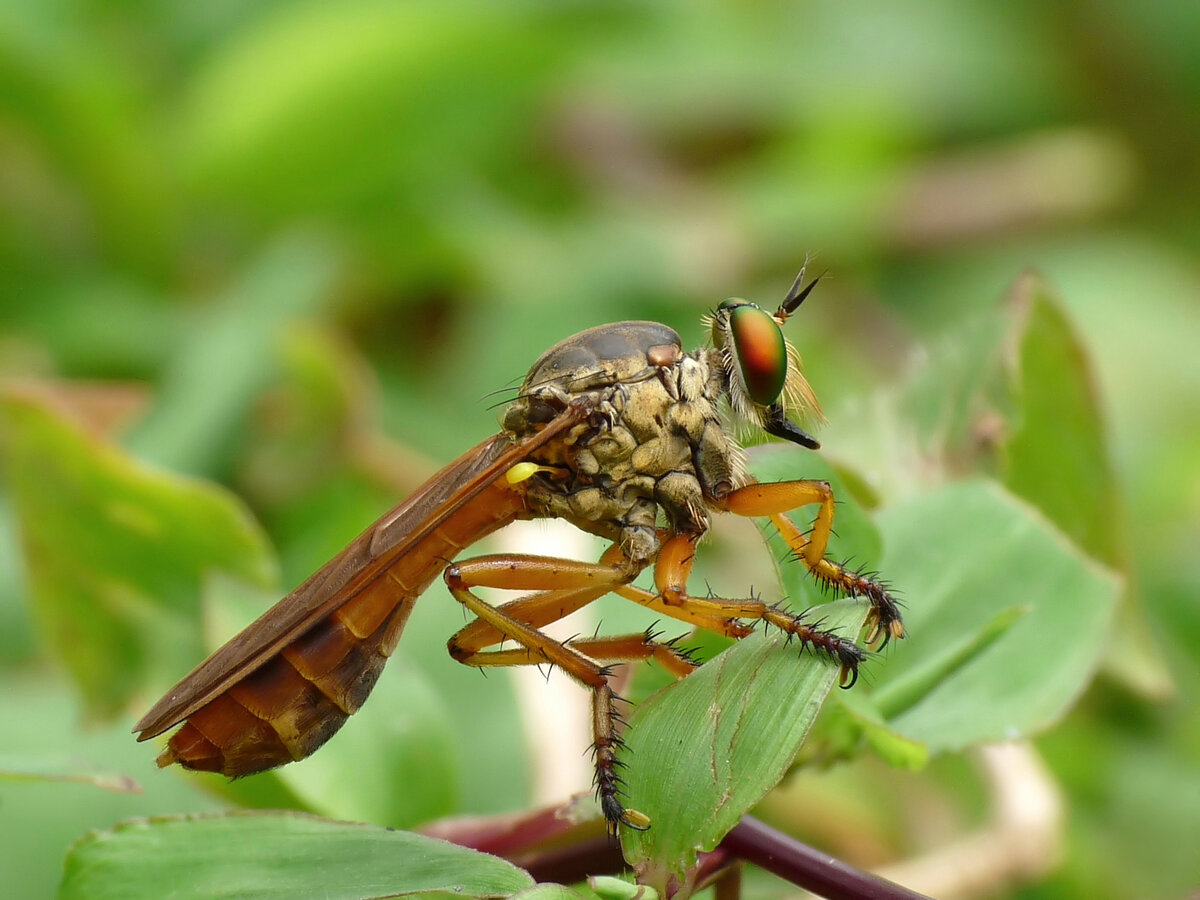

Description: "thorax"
502 321 746 563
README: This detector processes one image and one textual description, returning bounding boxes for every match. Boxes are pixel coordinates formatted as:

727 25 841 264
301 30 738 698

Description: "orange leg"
443 553 655 832
722 480 905 647
440 494 897 832
449 545 748 649
567 631 701 680
451 628 700 680
639 532 868 685
446 550 639 656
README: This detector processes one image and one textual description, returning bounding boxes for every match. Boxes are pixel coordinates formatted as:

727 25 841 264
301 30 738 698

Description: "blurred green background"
2 1 1199 898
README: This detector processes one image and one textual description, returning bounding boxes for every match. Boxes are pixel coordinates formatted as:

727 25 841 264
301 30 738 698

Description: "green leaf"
727 451 1120 765
823 690 929 770
996 274 1167 696
858 273 1127 566
848 273 1165 697
0 389 276 719
869 480 1121 751
1000 272 1122 567
59 811 535 900
619 601 867 885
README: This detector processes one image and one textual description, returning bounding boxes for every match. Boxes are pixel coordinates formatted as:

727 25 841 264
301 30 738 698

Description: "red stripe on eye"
730 305 787 406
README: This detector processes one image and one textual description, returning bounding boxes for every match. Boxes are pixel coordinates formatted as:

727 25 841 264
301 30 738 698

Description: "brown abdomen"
157 476 526 775
157 598 414 774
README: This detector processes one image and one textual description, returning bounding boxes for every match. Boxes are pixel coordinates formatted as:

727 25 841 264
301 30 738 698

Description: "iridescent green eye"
717 298 742 311
728 303 787 406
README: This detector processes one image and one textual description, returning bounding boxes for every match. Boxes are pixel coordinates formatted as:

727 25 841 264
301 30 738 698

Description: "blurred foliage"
2 1 1199 898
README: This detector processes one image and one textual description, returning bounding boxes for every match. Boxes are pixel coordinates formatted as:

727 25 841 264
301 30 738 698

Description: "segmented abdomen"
157 477 526 776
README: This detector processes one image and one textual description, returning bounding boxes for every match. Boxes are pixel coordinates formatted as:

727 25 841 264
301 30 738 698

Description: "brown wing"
134 405 585 761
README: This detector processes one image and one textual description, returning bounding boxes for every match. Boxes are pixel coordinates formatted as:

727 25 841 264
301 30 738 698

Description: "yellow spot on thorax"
505 462 554 485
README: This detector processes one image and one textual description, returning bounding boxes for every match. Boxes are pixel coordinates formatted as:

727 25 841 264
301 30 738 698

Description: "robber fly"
135 268 904 831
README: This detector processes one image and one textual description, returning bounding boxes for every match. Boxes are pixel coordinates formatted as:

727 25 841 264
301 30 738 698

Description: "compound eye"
717 297 744 312
729 303 787 406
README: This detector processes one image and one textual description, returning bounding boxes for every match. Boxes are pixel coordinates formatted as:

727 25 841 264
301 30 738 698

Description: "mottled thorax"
502 322 747 564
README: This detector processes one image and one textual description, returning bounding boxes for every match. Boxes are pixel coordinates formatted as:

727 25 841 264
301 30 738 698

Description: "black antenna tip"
777 269 827 320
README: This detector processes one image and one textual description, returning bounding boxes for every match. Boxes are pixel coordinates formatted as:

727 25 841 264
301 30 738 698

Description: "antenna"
776 267 825 322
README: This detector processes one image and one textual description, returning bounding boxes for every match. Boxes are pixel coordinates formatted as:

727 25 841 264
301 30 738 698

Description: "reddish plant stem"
429 807 931 900
721 817 931 900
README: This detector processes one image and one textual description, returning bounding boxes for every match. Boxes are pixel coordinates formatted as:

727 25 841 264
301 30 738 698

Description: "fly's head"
705 267 826 450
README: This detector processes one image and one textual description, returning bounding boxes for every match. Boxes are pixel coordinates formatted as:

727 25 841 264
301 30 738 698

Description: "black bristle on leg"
593 686 651 834
802 555 906 648
762 605 867 689
601 792 628 827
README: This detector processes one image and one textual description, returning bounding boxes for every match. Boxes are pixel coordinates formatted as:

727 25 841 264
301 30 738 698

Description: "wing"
134 404 586 741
